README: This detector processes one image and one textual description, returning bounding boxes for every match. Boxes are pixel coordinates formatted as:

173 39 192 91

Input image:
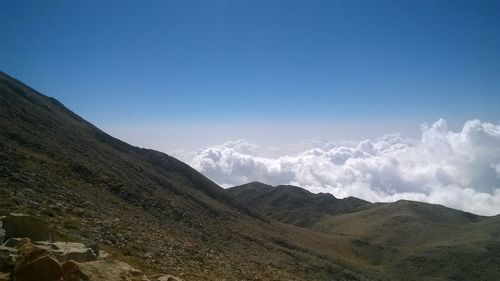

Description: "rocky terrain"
1 71 499 280
0 71 371 280
0 213 180 281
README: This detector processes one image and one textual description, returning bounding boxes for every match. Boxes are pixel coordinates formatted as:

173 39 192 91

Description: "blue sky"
1 0 499 152
2 1 500 213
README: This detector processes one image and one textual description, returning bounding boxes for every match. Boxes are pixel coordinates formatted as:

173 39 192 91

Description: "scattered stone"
72 260 151 281
13 241 63 281
1 214 50 241
87 242 99 257
98 250 109 260
158 275 182 281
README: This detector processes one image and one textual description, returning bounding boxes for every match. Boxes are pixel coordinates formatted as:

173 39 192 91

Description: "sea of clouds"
190 119 500 216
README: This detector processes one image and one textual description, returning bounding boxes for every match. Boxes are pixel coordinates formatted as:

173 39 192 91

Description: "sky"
1 0 500 214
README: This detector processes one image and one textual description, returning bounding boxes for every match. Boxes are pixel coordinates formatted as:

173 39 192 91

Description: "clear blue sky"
1 0 499 150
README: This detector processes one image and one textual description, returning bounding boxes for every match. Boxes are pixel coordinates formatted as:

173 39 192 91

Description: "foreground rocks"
14 241 63 281
0 214 182 281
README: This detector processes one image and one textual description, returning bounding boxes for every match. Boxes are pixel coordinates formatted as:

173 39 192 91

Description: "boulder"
1 214 50 241
13 241 63 281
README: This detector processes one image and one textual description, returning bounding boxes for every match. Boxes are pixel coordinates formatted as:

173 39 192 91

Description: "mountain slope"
230 182 500 280
0 71 370 280
2 71 499 280
228 182 373 227
313 200 500 280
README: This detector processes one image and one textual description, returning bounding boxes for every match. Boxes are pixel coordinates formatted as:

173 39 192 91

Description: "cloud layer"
191 120 500 215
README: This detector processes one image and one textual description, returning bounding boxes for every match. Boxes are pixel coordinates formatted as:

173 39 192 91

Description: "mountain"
314 200 500 280
0 71 369 280
228 182 373 227
229 183 500 280
1 71 499 280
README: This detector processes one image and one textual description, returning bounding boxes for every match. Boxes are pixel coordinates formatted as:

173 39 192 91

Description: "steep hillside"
230 182 500 280
228 182 373 227
0 71 370 280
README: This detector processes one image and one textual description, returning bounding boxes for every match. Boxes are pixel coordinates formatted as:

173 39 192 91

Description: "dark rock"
61 260 91 281
0 220 5 243
87 242 99 258
3 238 25 248
1 214 50 241
13 241 63 281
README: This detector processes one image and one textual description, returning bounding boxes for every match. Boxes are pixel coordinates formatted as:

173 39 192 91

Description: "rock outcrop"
0 214 182 281
1 239 154 281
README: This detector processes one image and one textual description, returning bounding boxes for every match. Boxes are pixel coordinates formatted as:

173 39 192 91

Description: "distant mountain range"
1 71 499 280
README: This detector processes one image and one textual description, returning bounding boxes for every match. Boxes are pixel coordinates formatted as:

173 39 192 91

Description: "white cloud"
190 119 500 216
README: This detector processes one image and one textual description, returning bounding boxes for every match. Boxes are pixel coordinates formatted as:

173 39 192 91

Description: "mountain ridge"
1 71 499 280
228 181 374 227
228 181 500 280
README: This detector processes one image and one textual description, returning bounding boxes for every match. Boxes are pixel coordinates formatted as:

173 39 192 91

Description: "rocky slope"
0 71 371 280
0 213 181 281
